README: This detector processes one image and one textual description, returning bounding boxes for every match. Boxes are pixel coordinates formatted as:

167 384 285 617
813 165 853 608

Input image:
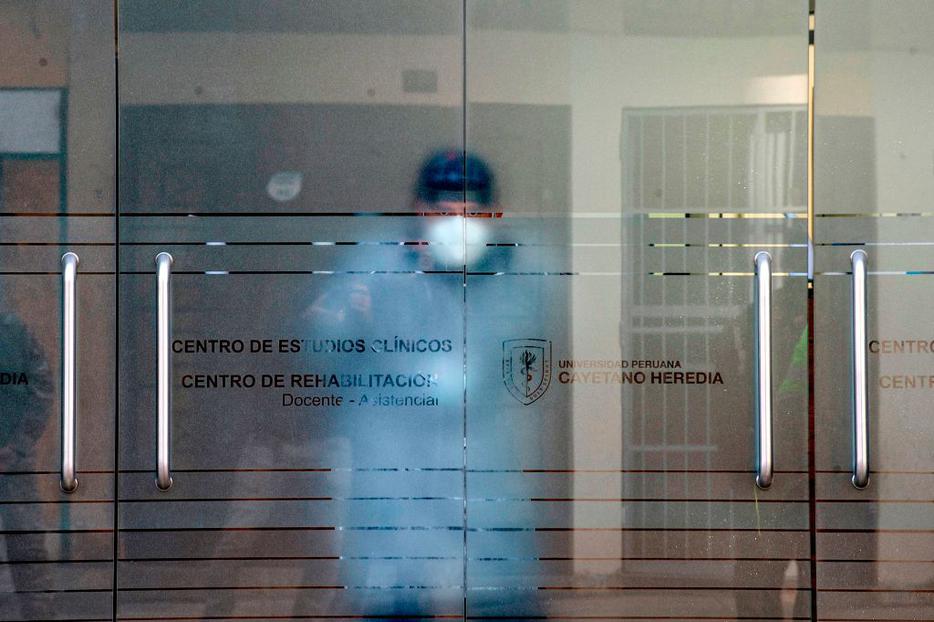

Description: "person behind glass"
304 150 504 346
729 279 809 619
404 152 554 619
411 150 502 270
0 312 54 619
295 151 509 618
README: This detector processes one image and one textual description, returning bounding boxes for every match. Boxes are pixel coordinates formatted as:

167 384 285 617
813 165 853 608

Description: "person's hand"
348 283 372 318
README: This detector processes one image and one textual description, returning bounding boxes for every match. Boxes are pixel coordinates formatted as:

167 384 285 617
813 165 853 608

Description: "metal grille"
620 105 807 569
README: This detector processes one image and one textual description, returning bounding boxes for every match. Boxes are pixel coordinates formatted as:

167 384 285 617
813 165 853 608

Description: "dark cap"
415 150 495 206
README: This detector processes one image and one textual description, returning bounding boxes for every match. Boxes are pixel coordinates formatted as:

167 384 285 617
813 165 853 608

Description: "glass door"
0 2 115 621
464 1 810 619
116 2 467 619
9 2 929 620
0 0 115 622
814 1 934 619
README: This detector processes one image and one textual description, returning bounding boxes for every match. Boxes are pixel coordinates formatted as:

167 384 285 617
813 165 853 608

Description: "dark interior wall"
119 0 570 34
120 103 571 215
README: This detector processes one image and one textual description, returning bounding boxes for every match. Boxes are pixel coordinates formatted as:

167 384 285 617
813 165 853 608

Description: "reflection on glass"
815 1 934 618
466 0 807 619
0 307 53 619
117 1 469 618
0 1 115 619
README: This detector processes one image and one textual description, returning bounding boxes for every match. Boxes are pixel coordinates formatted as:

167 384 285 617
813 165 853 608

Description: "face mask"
424 216 490 265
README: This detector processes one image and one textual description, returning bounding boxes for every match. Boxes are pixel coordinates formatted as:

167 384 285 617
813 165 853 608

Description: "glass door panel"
116 2 466 620
815 2 934 619
117 265 464 618
465 1 809 619
0 2 115 620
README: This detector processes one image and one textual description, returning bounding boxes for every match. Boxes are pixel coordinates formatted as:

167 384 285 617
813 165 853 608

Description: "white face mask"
425 216 490 265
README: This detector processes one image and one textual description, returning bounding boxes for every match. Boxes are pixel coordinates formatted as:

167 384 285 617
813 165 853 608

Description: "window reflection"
0 301 54 619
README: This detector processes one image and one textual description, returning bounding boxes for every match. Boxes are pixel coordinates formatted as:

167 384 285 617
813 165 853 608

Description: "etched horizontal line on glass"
116 241 809 249
0 242 115 246
121 241 431 246
816 469 934 475
0 499 113 505
109 526 813 534
816 241 934 246
470 271 579 276
816 529 934 533
485 498 809 504
119 270 463 275
109 614 800 622
118 556 456 562
648 271 805 277
462 618 806 621
104 614 809 622
116 585 460 592
113 468 810 474
119 585 803 594
471 556 813 562
470 528 810 533
113 556 811 563
119 467 463 475
116 616 462 622
0 528 113 535
815 270 934 276
468 586 807 592
13 588 112 594
0 271 115 275
816 212 934 218
119 241 628 247
1 470 113 475
118 526 336 533
120 212 438 217
645 212 804 220
815 588 934 593
649 242 808 248
117 270 655 276
117 497 465 503
117 211 804 219
0 559 112 565
819 559 934 564
118 526 462 532
113 496 804 503
815 499 934 504
477 468 808 474
0 212 114 217
116 617 462 621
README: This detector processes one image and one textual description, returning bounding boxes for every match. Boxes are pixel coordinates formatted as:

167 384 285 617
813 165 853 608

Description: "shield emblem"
502 339 552 405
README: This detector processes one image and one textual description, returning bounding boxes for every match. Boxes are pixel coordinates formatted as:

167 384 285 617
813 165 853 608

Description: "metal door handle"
156 252 173 490
850 249 869 489
61 252 79 493
754 251 773 489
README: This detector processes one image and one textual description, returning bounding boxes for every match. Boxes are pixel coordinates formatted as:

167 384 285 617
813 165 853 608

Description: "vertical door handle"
850 250 869 489
754 251 773 489
155 252 174 490
61 252 79 493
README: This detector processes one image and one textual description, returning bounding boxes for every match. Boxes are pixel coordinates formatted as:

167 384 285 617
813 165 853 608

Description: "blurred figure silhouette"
293 150 505 618
729 280 809 620
0 310 54 619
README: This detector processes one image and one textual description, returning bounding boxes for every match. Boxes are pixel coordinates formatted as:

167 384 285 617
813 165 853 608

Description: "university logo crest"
502 339 552 405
